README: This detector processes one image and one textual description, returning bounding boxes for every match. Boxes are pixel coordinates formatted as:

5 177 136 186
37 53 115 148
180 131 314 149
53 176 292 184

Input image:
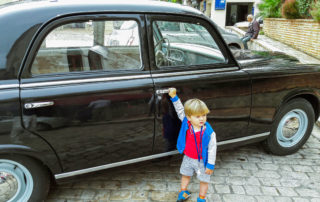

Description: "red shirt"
184 122 205 159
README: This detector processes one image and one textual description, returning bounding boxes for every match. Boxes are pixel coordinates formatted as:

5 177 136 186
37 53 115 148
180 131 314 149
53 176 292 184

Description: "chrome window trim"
21 67 238 88
54 132 270 179
0 84 19 90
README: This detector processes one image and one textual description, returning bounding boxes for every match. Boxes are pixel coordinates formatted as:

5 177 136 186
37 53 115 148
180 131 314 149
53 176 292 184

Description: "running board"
55 132 270 179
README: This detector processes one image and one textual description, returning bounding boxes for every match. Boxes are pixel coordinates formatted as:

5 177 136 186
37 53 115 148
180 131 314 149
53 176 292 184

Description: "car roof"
0 0 205 77
0 0 204 19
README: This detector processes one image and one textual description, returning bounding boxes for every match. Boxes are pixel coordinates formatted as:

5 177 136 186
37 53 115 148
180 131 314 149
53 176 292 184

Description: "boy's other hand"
168 88 177 98
205 168 213 175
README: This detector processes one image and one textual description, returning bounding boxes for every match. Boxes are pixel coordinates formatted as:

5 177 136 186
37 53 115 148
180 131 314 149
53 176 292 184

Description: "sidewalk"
228 27 320 65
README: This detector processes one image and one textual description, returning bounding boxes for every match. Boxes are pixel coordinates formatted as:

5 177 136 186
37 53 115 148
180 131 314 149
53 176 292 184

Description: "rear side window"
153 21 226 68
31 20 141 75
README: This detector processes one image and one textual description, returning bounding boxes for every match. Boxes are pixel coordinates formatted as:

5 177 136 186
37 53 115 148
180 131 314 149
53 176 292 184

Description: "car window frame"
146 14 238 71
21 13 149 79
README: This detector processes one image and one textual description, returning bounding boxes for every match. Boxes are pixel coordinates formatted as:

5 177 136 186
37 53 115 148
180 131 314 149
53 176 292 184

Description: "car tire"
263 98 315 155
0 154 50 202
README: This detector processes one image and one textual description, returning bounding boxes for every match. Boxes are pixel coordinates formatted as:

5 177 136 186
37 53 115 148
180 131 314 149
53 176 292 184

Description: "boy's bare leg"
180 175 191 190
199 182 209 197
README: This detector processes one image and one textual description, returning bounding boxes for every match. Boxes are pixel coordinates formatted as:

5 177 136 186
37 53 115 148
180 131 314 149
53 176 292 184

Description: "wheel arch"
276 91 319 122
0 145 61 178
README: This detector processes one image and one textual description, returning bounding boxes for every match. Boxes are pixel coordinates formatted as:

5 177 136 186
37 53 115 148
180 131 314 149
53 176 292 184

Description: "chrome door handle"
156 89 169 95
24 101 54 109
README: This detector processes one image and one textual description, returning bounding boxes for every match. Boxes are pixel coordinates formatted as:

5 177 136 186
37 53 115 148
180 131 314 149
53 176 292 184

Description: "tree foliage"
258 0 282 18
311 1 320 22
281 0 301 19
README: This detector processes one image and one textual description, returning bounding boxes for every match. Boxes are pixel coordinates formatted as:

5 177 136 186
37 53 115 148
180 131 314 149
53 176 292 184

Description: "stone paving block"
259 178 282 187
244 185 262 196
53 188 83 199
150 191 176 201
261 186 279 196
311 198 320 202
258 163 279 171
279 171 310 180
280 179 301 188
296 188 320 197
293 165 314 173
206 194 222 202
277 187 298 197
253 170 281 179
120 180 145 191
109 190 132 201
279 165 293 172
241 162 259 171
229 169 252 177
226 176 246 185
93 190 110 201
223 194 255 202
255 196 276 202
211 176 226 184
275 196 293 202
142 181 166 191
214 185 231 194
231 185 245 194
167 182 180 191
213 168 229 177
80 189 97 200
131 191 149 200
245 176 261 186
293 198 311 202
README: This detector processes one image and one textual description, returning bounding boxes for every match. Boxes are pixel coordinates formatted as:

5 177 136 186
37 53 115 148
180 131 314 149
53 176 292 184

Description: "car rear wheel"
0 155 50 202
263 98 315 155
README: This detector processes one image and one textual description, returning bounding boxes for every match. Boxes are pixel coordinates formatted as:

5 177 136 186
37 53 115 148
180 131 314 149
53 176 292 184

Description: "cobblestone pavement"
47 126 320 202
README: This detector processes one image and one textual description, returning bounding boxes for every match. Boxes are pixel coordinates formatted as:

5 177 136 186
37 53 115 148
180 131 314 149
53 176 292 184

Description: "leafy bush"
281 0 301 19
296 0 313 18
311 1 320 22
258 0 282 18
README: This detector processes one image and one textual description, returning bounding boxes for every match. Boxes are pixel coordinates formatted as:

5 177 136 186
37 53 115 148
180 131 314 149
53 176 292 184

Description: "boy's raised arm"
168 88 185 122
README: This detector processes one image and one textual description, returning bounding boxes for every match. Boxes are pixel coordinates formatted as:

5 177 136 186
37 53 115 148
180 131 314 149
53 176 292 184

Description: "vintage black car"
0 0 319 201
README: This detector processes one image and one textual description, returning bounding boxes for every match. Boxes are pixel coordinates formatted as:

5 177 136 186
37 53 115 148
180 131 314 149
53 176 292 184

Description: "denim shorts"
180 155 211 183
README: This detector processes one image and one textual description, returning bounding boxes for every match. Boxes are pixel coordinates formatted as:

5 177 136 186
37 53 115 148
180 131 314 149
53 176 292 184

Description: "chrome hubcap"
0 160 33 202
276 109 308 147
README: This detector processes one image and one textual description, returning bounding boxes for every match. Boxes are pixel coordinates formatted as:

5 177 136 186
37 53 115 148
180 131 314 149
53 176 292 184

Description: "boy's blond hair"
184 98 210 116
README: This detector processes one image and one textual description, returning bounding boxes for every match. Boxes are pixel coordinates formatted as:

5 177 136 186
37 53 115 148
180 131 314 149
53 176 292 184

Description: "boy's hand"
205 168 213 175
168 88 177 98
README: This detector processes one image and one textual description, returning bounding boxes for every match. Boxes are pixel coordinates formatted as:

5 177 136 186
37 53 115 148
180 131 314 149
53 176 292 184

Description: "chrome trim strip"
21 67 238 88
21 74 151 88
0 84 19 90
55 150 180 179
151 67 238 78
217 132 270 146
54 132 269 179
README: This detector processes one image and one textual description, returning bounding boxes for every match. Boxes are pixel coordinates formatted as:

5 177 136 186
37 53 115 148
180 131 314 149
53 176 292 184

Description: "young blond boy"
168 88 217 202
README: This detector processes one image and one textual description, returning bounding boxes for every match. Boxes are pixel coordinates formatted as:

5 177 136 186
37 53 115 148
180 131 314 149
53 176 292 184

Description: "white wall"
209 0 261 27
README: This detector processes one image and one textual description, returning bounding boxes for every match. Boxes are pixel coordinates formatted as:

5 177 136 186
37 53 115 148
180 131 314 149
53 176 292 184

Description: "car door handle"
156 89 169 95
24 101 54 109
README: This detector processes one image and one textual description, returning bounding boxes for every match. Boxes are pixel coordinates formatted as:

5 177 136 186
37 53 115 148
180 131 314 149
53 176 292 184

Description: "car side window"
31 20 142 75
153 21 226 68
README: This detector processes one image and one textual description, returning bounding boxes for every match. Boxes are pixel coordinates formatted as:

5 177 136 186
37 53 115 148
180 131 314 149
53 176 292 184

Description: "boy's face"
187 114 207 129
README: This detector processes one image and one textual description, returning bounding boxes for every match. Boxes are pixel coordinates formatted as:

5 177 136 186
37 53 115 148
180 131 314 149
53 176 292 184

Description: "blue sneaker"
177 190 191 202
197 197 206 202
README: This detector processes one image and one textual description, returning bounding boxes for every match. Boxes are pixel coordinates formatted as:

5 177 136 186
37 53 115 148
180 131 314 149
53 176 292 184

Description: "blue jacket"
171 95 216 170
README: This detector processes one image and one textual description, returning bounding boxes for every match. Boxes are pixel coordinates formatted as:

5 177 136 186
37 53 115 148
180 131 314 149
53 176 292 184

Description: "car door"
20 14 155 173
146 15 252 154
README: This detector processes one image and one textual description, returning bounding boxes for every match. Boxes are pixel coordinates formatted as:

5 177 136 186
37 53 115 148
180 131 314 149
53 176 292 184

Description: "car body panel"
0 1 319 180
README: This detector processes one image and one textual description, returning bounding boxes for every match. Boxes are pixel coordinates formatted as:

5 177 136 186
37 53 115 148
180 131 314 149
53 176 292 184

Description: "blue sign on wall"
215 0 226 10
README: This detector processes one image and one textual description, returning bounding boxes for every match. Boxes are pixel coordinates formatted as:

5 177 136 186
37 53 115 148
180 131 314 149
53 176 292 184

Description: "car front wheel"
264 98 315 155
0 155 50 202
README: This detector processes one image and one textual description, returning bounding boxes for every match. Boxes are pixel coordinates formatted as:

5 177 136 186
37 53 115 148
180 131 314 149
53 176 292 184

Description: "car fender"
273 88 320 123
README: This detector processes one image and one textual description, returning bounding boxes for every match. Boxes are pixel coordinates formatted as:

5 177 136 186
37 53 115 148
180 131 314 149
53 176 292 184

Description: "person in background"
241 14 260 49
